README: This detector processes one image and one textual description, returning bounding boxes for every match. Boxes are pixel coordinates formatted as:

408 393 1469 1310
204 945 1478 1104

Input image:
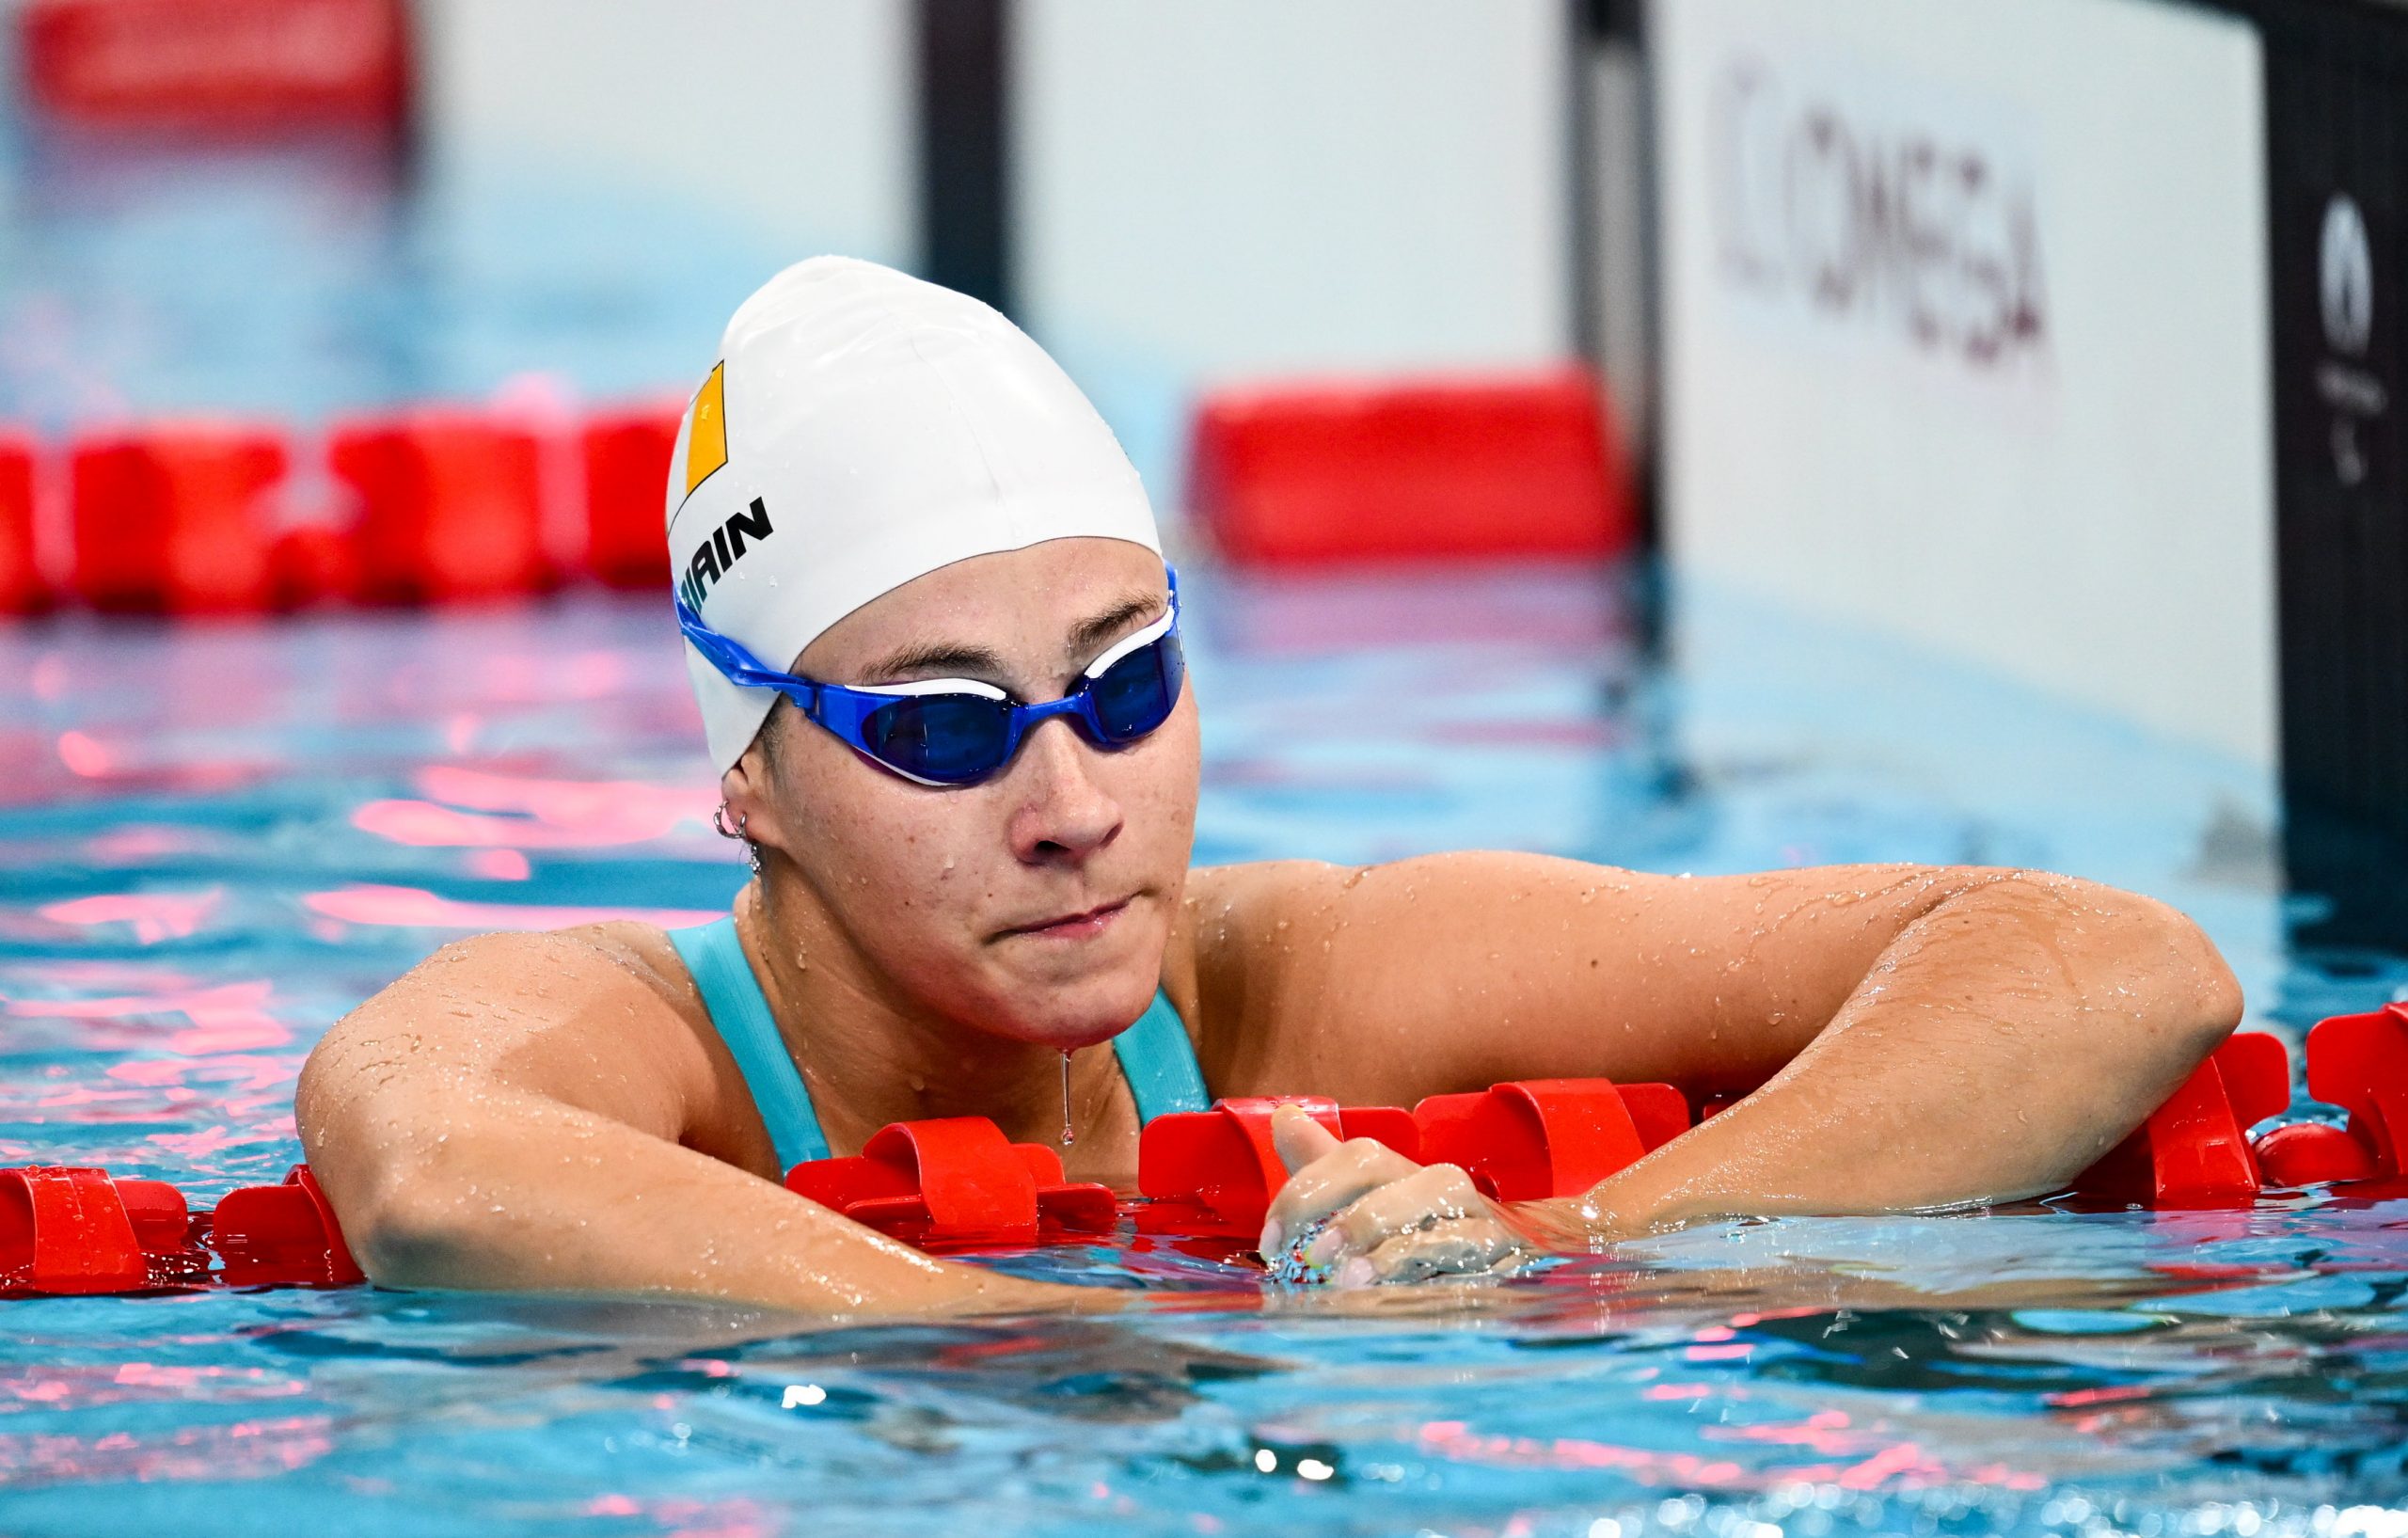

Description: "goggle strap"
675 599 819 710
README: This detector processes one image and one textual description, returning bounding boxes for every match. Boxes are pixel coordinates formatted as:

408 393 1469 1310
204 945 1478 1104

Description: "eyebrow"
858 586 1166 686
1065 589 1165 660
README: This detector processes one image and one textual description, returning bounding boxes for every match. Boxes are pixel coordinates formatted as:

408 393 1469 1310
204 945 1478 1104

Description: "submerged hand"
1256 1104 1538 1287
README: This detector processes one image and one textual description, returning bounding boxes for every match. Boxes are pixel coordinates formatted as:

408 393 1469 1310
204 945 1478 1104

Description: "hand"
1256 1104 1540 1287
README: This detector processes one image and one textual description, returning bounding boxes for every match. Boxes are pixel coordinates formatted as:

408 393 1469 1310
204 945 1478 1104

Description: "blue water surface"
3 563 2406 1538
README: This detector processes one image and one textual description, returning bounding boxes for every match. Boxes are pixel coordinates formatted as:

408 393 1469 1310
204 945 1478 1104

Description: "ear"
719 726 791 861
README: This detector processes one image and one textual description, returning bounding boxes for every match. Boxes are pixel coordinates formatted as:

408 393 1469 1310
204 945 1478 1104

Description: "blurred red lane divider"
0 434 39 614
20 0 410 136
581 403 683 591
1188 366 1636 565
12 364 1638 619
5 400 683 618
332 407 552 605
70 422 290 614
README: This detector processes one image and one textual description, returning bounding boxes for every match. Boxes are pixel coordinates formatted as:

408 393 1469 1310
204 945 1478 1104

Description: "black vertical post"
1566 0 1603 368
916 0 1014 317
1570 0 1658 549
2241 0 2408 953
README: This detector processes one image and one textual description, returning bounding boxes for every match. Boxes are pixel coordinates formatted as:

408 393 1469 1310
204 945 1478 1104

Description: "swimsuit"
669 916 1211 1171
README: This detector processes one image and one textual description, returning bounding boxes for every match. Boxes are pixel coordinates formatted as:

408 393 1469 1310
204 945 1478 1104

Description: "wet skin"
296 537 2245 1320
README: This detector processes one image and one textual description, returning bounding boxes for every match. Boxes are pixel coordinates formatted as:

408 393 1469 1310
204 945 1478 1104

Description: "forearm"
306 1085 1076 1318
1534 874 2242 1240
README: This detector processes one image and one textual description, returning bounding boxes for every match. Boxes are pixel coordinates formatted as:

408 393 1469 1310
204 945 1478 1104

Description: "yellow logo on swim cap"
684 361 729 499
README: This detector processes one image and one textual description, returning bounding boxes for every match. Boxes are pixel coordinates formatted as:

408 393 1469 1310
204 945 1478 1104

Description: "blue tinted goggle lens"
859 693 1013 785
1089 631 1186 741
855 631 1185 785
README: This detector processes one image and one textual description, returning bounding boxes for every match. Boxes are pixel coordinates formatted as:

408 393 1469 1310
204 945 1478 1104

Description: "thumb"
1270 1103 1343 1174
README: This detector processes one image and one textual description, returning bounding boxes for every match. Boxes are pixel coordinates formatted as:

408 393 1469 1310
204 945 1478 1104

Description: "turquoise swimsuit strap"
670 917 1211 1173
670 918 831 1169
1112 986 1212 1121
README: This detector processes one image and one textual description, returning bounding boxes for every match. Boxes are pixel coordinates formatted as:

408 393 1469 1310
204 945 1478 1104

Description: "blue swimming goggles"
675 567 1186 787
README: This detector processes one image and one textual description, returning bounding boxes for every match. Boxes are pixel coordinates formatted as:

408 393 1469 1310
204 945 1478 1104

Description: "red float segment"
0 434 41 614
20 0 411 136
1139 1097 1419 1231
1415 1079 1687 1202
267 523 359 610
2072 1033 2287 1207
2253 1122 2382 1187
70 423 289 613
2214 1030 2292 1130
580 403 679 589
208 1165 364 1287
785 1118 1116 1248
0 1166 206 1295
2298 1002 2408 1182
331 409 553 604
1186 367 1635 566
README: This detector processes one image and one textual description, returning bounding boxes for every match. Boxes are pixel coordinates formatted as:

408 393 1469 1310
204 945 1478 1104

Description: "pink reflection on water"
0 1413 332 1487
1418 1410 2046 1494
39 890 225 944
353 765 714 850
573 1496 775 1538
1416 1419 1745 1486
55 731 111 777
8 979 290 1054
85 826 230 864
305 883 721 931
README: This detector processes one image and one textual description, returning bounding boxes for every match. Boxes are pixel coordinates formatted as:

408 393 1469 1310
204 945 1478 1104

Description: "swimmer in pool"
296 257 2242 1318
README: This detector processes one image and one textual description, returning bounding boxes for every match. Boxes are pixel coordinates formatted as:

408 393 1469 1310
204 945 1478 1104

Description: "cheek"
795 784 988 919
1129 705 1203 847
778 738 989 921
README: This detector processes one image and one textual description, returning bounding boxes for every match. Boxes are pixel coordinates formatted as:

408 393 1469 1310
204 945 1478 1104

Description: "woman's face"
726 538 1200 1048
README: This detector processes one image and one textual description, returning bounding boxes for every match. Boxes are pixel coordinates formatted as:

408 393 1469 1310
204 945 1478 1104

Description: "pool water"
4 561 2406 1537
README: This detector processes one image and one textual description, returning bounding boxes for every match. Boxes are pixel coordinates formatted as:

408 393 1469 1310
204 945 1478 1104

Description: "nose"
1004 718 1123 867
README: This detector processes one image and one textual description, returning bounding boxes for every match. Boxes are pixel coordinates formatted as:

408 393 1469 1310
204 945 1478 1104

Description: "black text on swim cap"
679 498 775 614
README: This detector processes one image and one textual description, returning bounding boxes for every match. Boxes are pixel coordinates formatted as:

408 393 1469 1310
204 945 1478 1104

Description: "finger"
1307 1163 1485 1267
1259 1135 1422 1258
1334 1217 1530 1289
1270 1104 1343 1174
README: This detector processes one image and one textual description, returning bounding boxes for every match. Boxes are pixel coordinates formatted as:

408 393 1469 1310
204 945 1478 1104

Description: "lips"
999 896 1132 940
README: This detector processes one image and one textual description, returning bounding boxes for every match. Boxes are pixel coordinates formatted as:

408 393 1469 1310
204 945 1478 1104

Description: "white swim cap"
665 256 1162 771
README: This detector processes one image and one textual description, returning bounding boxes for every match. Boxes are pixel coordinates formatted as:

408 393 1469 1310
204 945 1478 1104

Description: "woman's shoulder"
1162 861 1355 1086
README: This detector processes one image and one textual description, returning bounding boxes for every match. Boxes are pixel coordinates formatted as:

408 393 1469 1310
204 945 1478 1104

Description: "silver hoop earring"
714 801 763 874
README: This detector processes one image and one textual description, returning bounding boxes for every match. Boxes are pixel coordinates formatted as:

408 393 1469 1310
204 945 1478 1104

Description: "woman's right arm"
294 926 1089 1319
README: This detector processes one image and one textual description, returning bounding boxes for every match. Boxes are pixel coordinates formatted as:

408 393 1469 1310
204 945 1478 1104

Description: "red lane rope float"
2260 1002 2408 1188
1136 1096 1419 1233
69 421 291 614
0 433 40 615
2 399 686 619
2066 1033 2289 1208
21 0 411 137
1185 367 1636 566
332 408 554 605
207 1165 364 1287
6 1015 2402 1294
579 403 682 591
784 1118 1117 1252
1415 1079 1691 1203
0 1165 208 1295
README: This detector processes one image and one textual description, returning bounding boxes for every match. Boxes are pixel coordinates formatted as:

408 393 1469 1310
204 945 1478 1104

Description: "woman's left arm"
1559 868 2241 1230
1219 856 2242 1276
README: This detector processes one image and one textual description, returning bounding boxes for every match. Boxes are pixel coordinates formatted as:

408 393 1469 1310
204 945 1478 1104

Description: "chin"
976 958 1160 1050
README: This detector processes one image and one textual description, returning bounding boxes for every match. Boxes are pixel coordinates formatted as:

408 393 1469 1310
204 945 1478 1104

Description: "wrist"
1504 1176 1676 1252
